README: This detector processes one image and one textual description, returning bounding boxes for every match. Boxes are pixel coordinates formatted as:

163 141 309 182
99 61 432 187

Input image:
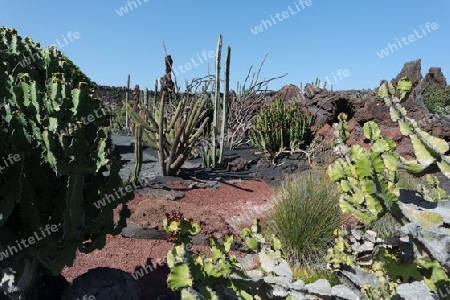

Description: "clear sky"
2 1 449 91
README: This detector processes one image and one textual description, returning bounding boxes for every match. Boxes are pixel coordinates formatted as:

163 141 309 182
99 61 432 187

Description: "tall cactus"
130 85 143 182
204 34 231 168
125 74 130 133
219 45 231 164
211 35 222 168
0 27 133 298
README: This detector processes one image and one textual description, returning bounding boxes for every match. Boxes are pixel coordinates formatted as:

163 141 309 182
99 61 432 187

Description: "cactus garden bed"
60 132 450 299
61 177 275 299
60 134 305 299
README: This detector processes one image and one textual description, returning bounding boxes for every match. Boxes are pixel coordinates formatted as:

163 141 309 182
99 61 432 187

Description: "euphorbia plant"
249 98 313 160
164 214 311 299
326 78 450 297
0 27 133 298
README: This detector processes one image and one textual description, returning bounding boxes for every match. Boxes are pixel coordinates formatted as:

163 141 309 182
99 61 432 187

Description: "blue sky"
2 1 449 91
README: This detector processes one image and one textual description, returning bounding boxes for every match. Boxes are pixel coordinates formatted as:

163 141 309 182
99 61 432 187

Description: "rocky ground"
111 134 312 189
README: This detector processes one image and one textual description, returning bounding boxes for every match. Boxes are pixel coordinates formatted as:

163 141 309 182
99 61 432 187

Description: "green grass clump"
423 83 450 115
292 267 340 285
266 171 341 270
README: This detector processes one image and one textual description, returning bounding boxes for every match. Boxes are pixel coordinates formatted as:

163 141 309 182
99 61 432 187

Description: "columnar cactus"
205 34 231 168
0 27 133 298
130 84 143 182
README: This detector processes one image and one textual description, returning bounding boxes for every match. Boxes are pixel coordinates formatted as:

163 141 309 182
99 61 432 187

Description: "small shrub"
249 98 313 157
293 267 340 285
266 171 341 269
423 83 450 114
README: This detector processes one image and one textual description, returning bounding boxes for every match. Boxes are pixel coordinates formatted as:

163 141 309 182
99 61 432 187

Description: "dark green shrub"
266 171 341 268
423 83 450 114
249 98 313 157
0 27 132 298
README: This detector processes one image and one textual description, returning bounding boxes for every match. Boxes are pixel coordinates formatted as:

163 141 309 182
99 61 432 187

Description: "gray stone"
272 286 289 297
351 230 362 241
273 261 294 281
350 242 361 252
398 190 450 268
265 275 293 290
331 284 360 300
236 254 260 271
243 270 263 280
340 266 379 289
395 281 435 300
363 230 377 243
305 278 332 296
288 279 306 290
358 241 375 253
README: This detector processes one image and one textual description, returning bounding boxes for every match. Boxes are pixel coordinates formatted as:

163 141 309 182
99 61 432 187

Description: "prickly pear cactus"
0 27 133 298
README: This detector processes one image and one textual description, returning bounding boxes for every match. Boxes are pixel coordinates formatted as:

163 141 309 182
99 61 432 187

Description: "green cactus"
129 84 143 183
219 44 231 164
125 74 130 132
327 116 400 223
326 77 450 296
314 77 320 87
0 27 132 298
378 79 450 177
164 215 311 299
203 34 231 168
126 89 209 176
249 98 313 160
